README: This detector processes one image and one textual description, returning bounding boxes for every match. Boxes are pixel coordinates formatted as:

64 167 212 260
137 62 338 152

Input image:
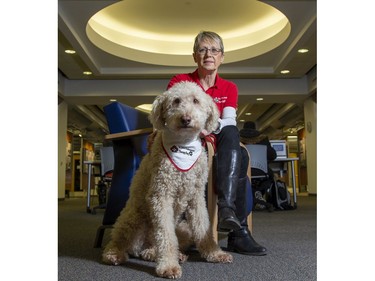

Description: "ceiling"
58 0 317 144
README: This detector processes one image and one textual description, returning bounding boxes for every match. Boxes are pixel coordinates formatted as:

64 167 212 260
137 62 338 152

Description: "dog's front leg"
149 194 182 279
187 194 233 264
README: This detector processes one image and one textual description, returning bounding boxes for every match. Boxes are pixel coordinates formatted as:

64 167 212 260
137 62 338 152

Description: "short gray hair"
193 31 224 54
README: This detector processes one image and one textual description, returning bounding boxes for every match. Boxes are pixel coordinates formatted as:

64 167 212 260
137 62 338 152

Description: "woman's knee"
216 126 240 149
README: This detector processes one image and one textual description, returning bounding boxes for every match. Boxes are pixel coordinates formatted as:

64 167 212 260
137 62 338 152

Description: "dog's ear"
149 93 166 130
204 98 220 133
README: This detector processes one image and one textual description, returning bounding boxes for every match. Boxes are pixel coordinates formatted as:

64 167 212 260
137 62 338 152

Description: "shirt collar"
192 69 221 89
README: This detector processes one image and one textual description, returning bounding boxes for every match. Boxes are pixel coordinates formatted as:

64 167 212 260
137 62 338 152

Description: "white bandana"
162 137 202 172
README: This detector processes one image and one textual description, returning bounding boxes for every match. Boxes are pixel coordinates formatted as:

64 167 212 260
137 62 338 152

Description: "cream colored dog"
102 81 233 279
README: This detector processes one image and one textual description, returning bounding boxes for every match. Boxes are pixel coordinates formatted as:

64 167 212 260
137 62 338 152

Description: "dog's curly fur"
102 81 233 279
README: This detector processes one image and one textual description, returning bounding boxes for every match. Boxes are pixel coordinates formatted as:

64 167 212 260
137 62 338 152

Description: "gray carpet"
58 195 316 280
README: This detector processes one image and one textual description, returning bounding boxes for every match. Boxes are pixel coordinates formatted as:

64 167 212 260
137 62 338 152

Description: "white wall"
304 97 317 194
58 101 68 199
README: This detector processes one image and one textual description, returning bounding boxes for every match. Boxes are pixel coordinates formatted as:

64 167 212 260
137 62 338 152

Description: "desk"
270 157 299 208
83 160 101 213
105 128 153 141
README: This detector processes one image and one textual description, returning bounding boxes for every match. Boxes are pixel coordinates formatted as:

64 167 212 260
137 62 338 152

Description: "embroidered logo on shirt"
213 97 227 104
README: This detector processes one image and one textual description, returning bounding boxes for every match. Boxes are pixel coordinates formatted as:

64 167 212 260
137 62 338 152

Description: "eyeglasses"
196 47 222 56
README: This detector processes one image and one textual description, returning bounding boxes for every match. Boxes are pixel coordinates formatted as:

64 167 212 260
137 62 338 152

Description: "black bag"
266 180 294 210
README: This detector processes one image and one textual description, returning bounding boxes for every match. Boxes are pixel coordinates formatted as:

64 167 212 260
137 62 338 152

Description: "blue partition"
101 102 151 226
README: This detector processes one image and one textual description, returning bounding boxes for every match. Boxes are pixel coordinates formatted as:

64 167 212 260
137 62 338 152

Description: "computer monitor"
269 140 287 159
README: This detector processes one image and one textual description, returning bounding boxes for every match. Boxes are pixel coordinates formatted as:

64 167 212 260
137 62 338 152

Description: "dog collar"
162 137 202 172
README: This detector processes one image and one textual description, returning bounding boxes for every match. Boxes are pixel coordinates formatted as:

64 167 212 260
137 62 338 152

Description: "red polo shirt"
167 69 238 115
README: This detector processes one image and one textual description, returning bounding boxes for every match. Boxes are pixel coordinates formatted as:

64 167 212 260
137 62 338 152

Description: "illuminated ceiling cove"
86 0 291 66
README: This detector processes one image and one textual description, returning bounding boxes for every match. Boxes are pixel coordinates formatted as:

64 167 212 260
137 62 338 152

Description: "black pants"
215 125 249 179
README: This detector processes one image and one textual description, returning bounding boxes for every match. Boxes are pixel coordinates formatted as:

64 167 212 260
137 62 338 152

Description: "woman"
166 31 266 256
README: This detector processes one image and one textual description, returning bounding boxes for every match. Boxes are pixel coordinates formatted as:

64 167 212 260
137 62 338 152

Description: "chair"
94 102 152 248
245 144 276 211
245 144 269 180
91 147 114 215
100 147 114 181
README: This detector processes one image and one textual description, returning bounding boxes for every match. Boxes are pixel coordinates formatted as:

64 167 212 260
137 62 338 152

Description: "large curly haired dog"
102 81 233 279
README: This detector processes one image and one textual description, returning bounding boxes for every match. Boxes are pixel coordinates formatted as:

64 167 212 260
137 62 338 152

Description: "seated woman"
165 31 267 256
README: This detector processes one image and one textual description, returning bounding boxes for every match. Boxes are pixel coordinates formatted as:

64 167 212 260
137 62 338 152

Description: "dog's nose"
181 116 191 126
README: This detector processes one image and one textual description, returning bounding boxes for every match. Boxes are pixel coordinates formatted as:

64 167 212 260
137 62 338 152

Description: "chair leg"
247 213 253 234
241 142 253 234
207 166 218 242
206 143 219 243
208 194 218 243
94 225 113 248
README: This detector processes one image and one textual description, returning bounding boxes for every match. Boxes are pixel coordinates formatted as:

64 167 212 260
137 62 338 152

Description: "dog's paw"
206 251 233 264
102 248 128 265
156 263 182 279
140 248 156 262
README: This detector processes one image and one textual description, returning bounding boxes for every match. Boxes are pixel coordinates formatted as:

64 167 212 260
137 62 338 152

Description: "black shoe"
218 207 241 231
227 228 267 256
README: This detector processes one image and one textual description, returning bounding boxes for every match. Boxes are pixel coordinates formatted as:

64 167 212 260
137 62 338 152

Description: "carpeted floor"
58 195 316 281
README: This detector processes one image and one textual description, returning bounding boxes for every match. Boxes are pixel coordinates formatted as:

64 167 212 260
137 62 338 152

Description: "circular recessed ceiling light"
86 0 290 66
65 49 76 54
280 70 290 74
83 71 92 75
298 48 309 53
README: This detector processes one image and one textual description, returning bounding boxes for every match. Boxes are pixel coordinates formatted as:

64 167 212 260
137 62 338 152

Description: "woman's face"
193 39 224 72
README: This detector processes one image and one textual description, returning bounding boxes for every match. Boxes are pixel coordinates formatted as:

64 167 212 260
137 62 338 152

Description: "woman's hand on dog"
199 129 210 138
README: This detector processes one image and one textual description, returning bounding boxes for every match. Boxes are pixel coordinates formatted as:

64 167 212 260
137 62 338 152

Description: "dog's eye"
193 98 199 104
174 98 181 104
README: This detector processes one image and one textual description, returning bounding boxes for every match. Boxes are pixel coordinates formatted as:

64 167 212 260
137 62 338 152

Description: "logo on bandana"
163 138 202 171
170 145 195 157
170 145 178 153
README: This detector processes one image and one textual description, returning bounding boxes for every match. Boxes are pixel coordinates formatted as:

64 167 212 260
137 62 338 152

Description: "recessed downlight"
280 70 290 74
256 98 264 101
135 104 153 113
65 49 76 54
83 71 92 75
298 48 309 53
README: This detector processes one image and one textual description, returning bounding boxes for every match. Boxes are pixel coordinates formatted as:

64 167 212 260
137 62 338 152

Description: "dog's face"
149 81 219 136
